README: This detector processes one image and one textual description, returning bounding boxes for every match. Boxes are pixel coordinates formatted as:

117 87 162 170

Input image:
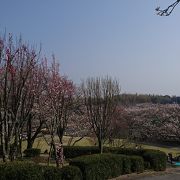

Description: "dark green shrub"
105 147 166 171
43 166 62 180
0 162 43 180
61 165 83 180
142 150 167 171
144 161 151 170
64 146 166 172
130 156 144 173
63 146 99 159
104 147 144 156
23 148 41 157
122 156 131 174
43 165 83 180
0 162 82 180
64 146 145 158
70 153 129 180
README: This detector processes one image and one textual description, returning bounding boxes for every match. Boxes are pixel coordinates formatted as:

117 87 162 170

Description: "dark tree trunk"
26 114 44 149
27 139 34 149
19 136 22 158
27 115 32 149
98 137 103 154
57 126 64 144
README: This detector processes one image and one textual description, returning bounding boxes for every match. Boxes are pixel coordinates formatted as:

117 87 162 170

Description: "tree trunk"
57 127 64 144
98 137 103 154
11 126 19 161
1 121 9 162
27 139 34 149
52 141 59 167
27 115 32 149
19 137 22 158
48 143 53 166
26 115 44 149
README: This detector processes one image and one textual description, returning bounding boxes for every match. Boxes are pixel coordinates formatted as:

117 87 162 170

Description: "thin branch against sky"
156 0 180 16
1 1 180 95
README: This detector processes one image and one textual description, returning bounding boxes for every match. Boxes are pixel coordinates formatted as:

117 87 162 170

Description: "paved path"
112 168 180 180
138 170 180 180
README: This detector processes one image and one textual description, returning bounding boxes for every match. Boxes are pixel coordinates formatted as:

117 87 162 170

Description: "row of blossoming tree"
0 34 123 166
1 34 179 167
0 34 75 165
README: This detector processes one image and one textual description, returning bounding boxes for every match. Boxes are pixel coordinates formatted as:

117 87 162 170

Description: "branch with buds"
156 0 180 16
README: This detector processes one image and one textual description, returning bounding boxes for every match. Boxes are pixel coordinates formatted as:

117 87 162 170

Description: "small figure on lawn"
56 143 64 167
168 153 173 164
135 144 138 149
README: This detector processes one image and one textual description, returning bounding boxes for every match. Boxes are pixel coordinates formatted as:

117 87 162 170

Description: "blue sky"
1 0 180 95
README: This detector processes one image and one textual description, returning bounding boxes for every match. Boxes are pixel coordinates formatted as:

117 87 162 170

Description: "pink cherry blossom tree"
0 34 38 161
127 104 180 144
42 57 75 167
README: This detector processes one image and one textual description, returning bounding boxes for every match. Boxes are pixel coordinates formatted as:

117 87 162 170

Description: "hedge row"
63 146 144 159
143 149 167 171
64 146 100 158
64 146 167 171
23 148 41 157
0 149 165 180
0 162 82 180
70 153 144 180
106 147 167 171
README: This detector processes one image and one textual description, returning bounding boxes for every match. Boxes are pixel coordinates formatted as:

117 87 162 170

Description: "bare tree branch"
156 0 180 16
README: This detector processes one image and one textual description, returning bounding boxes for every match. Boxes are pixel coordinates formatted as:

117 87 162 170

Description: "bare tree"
81 77 120 153
156 0 180 16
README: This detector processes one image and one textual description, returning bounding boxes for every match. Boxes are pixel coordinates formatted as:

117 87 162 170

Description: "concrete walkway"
138 173 180 180
111 167 180 180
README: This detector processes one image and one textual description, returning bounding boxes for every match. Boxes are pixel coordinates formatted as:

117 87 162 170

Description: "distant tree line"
117 94 180 105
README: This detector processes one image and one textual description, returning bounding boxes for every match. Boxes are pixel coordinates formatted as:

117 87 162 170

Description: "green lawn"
22 136 180 157
22 135 95 153
141 144 180 156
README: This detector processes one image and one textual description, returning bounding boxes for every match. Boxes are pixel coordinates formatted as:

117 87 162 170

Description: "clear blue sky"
0 0 180 95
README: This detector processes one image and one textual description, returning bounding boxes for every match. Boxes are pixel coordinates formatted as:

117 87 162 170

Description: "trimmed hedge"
0 162 82 180
106 147 166 171
70 154 123 179
70 153 144 180
0 162 43 180
104 147 144 156
122 155 131 174
43 166 62 180
130 156 144 173
64 146 166 171
63 146 99 159
61 165 83 180
43 165 82 180
142 150 167 171
63 146 143 158
23 148 41 157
